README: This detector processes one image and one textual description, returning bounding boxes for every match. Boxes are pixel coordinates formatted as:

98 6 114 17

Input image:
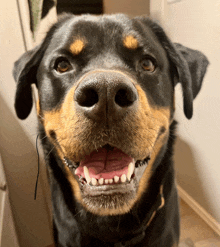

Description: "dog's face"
13 14 208 216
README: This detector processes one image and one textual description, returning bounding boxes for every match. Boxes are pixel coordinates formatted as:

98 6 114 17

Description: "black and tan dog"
13 14 208 247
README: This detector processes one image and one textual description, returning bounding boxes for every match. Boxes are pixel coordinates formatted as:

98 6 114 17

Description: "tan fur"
36 99 44 124
36 99 40 115
146 211 157 227
145 185 164 227
70 39 85 55
123 35 139 50
158 185 165 209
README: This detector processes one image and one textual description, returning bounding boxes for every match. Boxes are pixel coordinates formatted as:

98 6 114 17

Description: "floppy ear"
174 43 209 100
13 14 74 120
145 19 209 119
13 45 43 120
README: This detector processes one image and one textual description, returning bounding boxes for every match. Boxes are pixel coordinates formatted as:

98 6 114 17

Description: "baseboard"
177 185 220 236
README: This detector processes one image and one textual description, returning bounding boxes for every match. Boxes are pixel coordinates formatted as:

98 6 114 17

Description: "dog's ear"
174 43 209 100
143 19 209 119
169 43 209 119
13 14 74 120
13 45 44 119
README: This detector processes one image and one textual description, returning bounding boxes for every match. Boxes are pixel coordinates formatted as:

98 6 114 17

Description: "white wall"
0 0 53 246
0 154 19 247
166 0 220 223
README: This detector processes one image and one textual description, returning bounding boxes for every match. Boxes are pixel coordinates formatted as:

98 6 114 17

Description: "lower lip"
79 177 136 196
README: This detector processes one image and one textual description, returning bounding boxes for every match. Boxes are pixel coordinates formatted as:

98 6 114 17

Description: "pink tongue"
75 147 133 180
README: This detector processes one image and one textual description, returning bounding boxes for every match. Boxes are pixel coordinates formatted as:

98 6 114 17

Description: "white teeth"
91 177 97 186
127 162 135 181
99 178 104 185
121 174 127 183
83 166 91 184
114 176 119 183
83 162 135 186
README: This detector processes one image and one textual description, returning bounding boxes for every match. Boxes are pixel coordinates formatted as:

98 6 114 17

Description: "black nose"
74 71 138 121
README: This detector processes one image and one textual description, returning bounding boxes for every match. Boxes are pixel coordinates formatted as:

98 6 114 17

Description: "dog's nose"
74 71 138 121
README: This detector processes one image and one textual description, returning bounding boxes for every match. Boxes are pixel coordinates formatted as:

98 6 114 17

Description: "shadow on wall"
174 136 213 216
0 94 52 247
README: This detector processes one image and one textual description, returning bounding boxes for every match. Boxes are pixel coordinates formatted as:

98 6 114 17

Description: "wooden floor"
47 199 220 247
179 199 220 246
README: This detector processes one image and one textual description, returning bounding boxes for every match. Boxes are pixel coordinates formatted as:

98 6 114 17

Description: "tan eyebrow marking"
123 35 139 50
70 39 85 55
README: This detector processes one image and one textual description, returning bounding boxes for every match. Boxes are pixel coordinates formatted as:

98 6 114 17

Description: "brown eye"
55 58 72 73
141 58 156 72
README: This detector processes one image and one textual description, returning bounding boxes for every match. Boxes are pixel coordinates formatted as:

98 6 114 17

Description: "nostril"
115 88 137 107
76 88 99 107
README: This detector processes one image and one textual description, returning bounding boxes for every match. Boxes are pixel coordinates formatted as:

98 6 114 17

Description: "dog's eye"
55 58 72 73
140 58 156 72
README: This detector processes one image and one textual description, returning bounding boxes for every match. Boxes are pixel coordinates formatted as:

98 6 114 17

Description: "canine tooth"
105 179 109 184
127 162 135 181
114 176 119 183
109 179 113 184
121 174 127 183
99 178 104 185
91 177 97 186
83 166 91 184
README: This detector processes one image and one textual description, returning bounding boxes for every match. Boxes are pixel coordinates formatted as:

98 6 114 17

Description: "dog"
13 14 209 247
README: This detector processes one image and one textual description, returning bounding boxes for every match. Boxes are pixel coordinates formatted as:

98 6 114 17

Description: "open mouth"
65 144 150 189
62 144 153 214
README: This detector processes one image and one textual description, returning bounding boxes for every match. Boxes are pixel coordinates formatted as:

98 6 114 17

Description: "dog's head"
13 14 208 215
